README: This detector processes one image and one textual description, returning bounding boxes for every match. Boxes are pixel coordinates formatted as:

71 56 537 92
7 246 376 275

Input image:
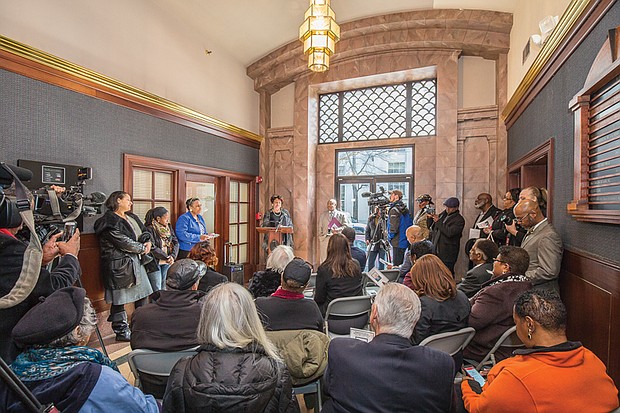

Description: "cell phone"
62 222 77 242
464 366 486 387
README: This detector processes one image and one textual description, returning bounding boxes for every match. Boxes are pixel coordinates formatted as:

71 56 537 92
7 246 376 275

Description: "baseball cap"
416 194 432 202
283 258 312 286
443 197 460 208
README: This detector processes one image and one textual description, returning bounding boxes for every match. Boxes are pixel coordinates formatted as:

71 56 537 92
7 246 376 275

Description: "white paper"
469 228 481 239
350 328 375 342
367 267 390 287
476 216 494 229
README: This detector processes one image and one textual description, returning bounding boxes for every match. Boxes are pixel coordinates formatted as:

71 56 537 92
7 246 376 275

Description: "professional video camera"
361 186 390 208
1 162 105 241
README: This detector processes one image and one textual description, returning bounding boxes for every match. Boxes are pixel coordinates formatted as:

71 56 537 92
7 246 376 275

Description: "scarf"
11 346 119 382
153 221 173 252
271 286 304 300
0 228 16 238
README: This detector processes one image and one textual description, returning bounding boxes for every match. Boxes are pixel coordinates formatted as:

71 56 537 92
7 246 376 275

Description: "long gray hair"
196 283 281 360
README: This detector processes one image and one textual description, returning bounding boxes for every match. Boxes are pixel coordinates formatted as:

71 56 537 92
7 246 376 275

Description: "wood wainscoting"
560 248 620 385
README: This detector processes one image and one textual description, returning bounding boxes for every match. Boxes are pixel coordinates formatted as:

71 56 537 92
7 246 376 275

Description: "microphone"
0 163 33 187
84 191 107 204
361 192 372 198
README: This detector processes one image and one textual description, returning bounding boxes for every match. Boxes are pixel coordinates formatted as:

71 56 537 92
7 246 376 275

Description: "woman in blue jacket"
176 197 214 259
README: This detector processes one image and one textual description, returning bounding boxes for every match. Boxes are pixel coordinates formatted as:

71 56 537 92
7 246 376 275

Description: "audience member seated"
0 287 159 412
256 258 323 331
457 239 499 298
402 240 435 287
130 259 207 351
397 225 429 283
162 283 298 412
407 255 470 345
314 233 363 315
0 208 81 363
248 245 294 298
463 246 532 363
462 290 619 413
187 240 227 293
342 226 367 270
321 283 455 413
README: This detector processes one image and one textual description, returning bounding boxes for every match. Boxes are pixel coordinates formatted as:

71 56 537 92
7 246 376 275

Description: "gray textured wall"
507 2 620 263
1 69 259 232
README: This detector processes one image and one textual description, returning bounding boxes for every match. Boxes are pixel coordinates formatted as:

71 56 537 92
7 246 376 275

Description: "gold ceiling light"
299 0 340 73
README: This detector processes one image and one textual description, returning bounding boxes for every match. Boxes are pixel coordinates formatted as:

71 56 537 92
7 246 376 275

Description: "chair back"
127 347 198 399
303 273 317 298
476 325 524 369
324 295 372 338
380 269 400 282
418 327 476 356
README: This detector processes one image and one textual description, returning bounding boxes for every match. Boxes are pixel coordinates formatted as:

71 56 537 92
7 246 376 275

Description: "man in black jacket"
429 197 465 275
130 259 207 351
322 283 454 413
0 204 81 363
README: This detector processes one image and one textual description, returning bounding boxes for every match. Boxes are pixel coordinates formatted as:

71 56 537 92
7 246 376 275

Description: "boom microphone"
361 192 372 198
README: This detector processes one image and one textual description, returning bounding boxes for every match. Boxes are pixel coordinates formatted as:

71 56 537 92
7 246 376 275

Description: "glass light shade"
308 50 329 72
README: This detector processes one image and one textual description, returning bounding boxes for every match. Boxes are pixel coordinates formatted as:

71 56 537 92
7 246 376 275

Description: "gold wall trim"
0 35 263 144
502 0 591 122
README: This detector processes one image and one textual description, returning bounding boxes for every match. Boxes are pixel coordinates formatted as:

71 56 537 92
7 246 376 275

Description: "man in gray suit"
513 199 563 293
318 198 352 263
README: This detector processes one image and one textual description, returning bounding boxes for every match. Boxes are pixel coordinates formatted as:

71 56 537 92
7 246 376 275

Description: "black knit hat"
12 287 86 347
166 259 207 290
283 258 311 286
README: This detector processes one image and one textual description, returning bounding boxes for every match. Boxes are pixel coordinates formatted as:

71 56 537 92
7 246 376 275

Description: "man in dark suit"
321 283 454 413
464 193 500 269
429 197 466 275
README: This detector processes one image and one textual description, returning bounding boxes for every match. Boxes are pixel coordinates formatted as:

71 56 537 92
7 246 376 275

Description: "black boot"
108 310 131 342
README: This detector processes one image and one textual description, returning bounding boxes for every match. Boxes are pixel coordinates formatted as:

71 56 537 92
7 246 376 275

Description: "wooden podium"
257 226 294 254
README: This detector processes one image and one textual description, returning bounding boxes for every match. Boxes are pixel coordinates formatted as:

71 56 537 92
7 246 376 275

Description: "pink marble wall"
252 10 511 277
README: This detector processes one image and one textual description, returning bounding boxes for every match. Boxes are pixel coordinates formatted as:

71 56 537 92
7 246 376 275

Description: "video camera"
361 186 390 208
1 162 105 241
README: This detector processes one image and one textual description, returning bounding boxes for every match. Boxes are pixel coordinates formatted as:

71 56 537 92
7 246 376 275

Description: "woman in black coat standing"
94 191 153 341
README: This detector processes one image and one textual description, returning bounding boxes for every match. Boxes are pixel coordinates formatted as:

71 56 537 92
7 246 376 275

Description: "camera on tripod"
362 186 390 208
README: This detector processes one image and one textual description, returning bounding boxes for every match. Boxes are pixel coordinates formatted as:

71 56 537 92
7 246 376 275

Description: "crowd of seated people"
2 188 619 413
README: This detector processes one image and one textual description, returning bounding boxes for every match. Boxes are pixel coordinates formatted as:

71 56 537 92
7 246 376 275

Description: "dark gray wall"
507 2 620 263
1 69 259 231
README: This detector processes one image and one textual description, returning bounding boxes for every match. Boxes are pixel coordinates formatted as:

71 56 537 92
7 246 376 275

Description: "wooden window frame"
567 27 620 224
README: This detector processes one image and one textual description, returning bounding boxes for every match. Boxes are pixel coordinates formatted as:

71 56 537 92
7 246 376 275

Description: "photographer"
484 188 526 247
0 192 81 363
413 194 434 240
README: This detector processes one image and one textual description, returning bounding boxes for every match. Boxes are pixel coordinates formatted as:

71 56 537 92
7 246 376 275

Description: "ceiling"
153 0 517 66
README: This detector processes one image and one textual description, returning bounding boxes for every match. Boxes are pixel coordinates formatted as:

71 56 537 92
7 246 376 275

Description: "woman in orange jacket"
462 289 618 413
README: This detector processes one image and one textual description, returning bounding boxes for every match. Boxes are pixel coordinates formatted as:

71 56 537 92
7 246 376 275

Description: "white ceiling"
153 0 517 66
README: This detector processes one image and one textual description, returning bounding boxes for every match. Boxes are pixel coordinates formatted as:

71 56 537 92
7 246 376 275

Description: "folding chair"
293 378 322 411
324 295 372 338
303 272 317 299
127 347 199 399
471 325 524 370
418 327 476 356
380 269 400 282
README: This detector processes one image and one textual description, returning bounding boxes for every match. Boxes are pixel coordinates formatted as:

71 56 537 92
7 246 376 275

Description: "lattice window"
319 79 436 143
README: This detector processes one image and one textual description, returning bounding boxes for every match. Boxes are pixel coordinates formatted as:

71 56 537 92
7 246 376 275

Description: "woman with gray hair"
1 287 159 412
247 245 295 298
162 282 298 412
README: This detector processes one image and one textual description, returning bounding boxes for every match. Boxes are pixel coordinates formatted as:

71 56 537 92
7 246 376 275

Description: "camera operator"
483 188 526 247
387 190 412 266
0 195 81 363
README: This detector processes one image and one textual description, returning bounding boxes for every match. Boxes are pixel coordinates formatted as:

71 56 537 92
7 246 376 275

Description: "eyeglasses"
514 214 529 223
